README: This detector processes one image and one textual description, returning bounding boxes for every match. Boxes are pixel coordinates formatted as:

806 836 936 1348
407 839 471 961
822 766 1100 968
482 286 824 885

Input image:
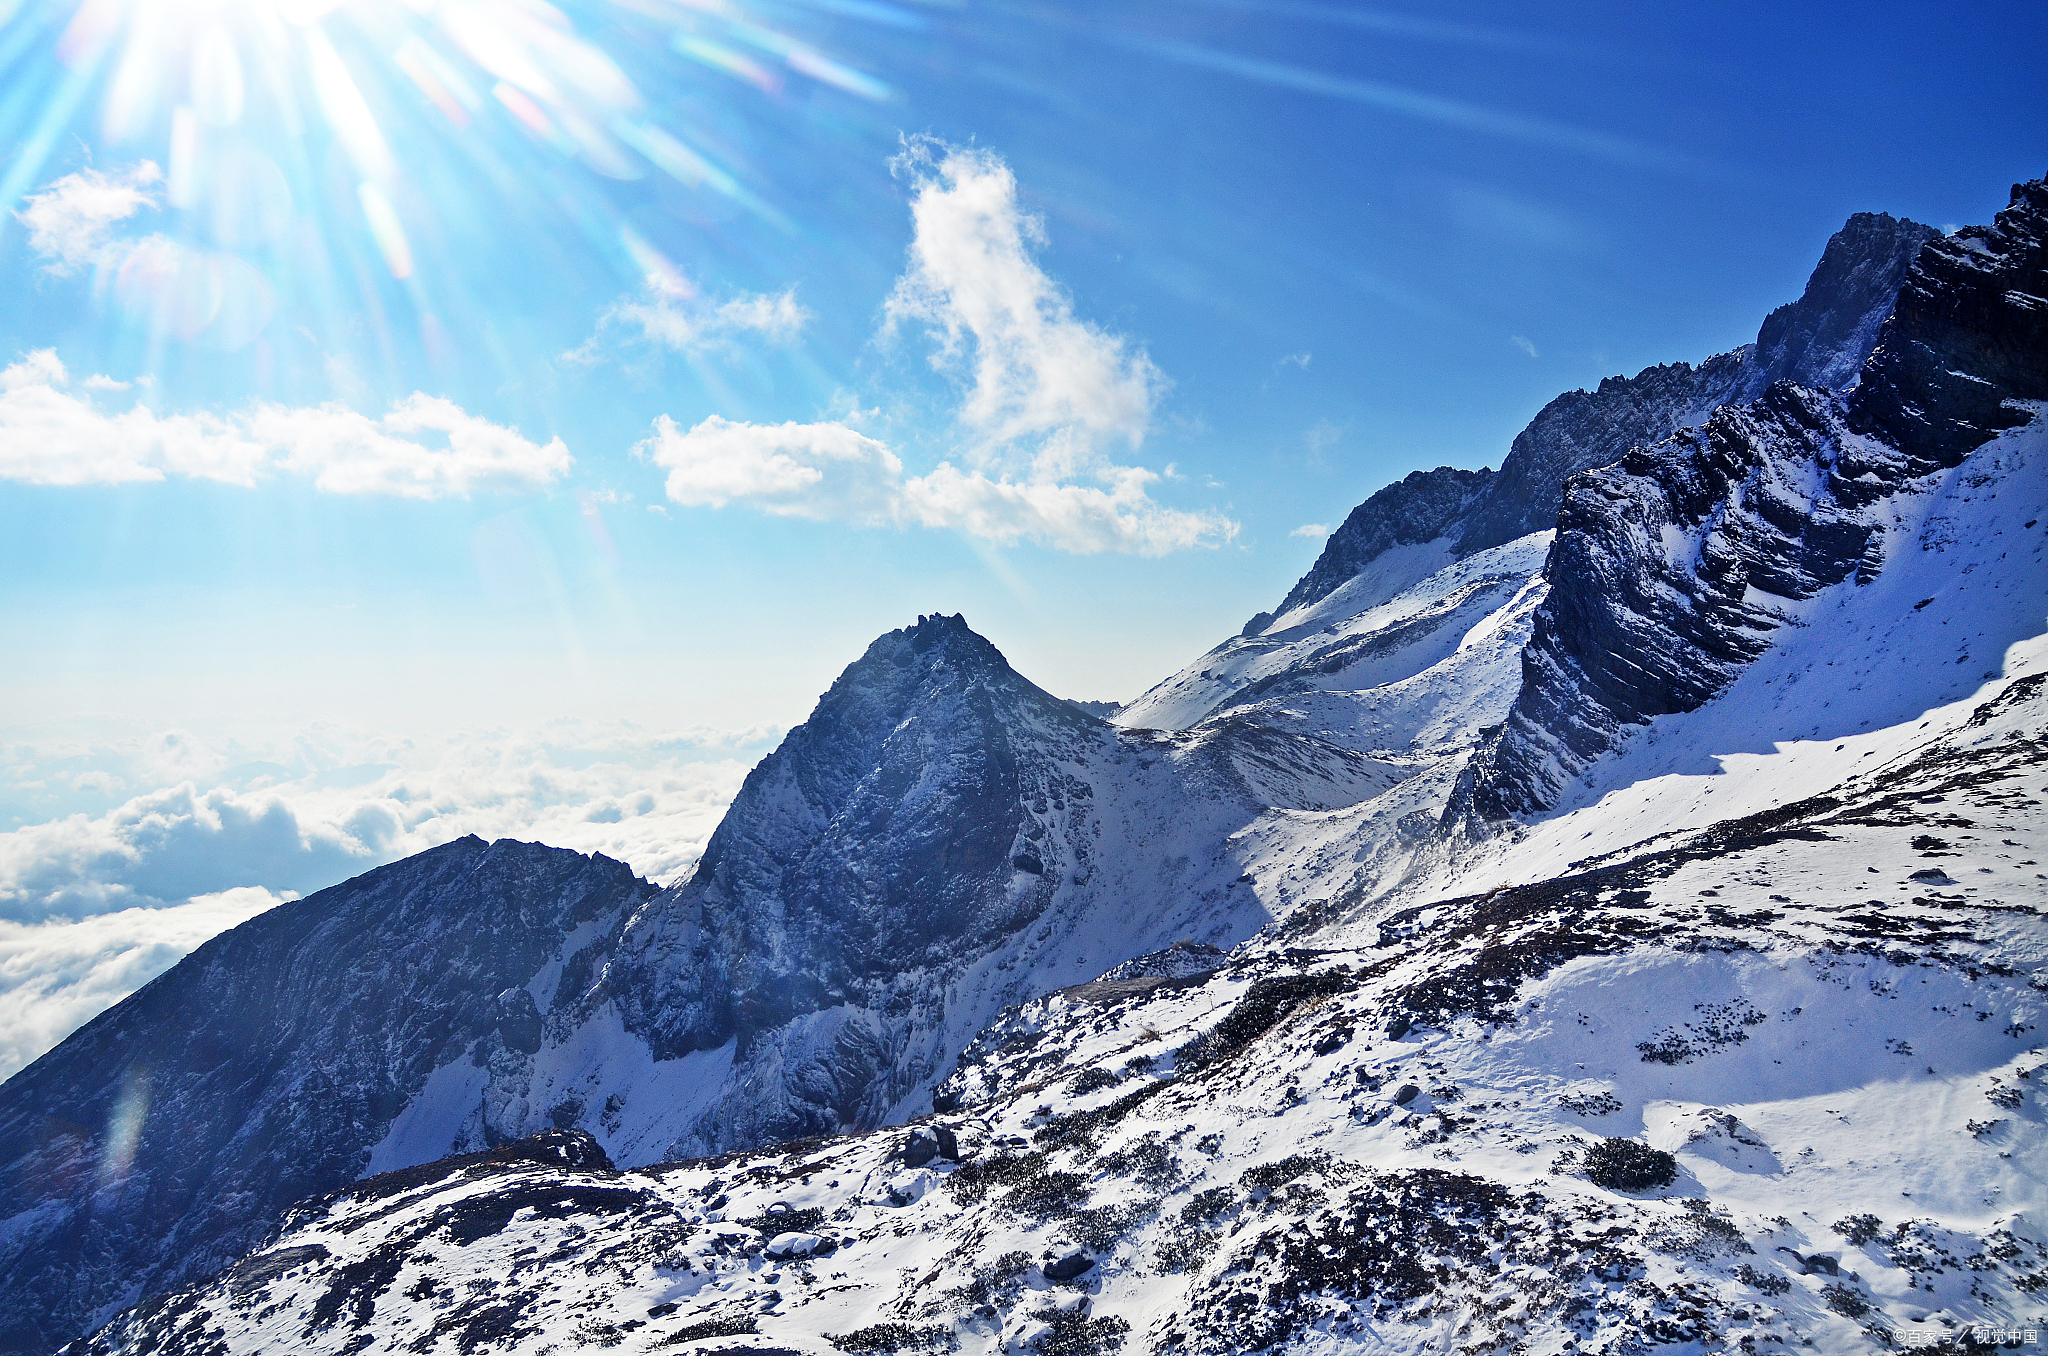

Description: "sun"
6 0 891 362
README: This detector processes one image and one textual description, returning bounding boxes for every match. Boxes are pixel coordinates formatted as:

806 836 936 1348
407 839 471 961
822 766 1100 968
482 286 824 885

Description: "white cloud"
1277 352 1312 369
1510 334 1539 358
638 142 1234 554
0 889 286 1081
1304 418 1344 455
569 230 810 361
1291 523 1329 538
0 718 771 1074
15 162 162 274
886 138 1164 477
0 720 772 923
590 285 810 357
640 415 1234 555
0 351 569 497
645 415 904 519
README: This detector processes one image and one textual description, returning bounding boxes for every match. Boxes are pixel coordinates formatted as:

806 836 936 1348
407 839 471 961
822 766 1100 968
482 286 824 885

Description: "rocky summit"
5 178 2046 1356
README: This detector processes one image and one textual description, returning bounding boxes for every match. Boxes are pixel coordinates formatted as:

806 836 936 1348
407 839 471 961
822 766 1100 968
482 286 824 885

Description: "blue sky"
0 0 2043 1075
3 0 2042 735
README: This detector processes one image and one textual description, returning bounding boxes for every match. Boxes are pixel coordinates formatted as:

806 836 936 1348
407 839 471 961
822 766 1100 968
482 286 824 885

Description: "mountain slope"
414 614 1403 1163
0 838 655 1356
67 647 2046 1356
1125 209 1936 729
1465 177 2047 818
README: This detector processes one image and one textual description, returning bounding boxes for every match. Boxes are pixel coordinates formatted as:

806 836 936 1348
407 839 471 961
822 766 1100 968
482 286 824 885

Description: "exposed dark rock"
1276 466 1492 617
1463 179 2046 818
588 614 1098 1144
1041 1243 1095 1282
1753 212 1943 392
900 1125 959 1167
1852 179 2048 466
1279 209 1938 616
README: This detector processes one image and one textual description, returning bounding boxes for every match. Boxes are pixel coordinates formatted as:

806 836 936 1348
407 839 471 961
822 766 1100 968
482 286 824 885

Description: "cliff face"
1462 385 1885 817
0 838 655 1356
1852 180 2048 466
1465 179 2045 818
585 614 1093 1129
1258 209 1939 624
562 614 1393 1154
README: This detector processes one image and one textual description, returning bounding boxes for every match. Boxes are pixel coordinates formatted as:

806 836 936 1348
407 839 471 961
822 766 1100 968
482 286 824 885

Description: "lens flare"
97 1067 149 1189
1 0 897 372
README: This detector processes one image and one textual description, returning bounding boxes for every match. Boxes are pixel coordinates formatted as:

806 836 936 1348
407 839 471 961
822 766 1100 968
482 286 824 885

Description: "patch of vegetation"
1733 1264 1791 1296
945 1151 1050 1206
1066 1201 1158 1252
1241 1154 1328 1194
1033 1080 1173 1153
1000 1170 1092 1221
1071 1067 1120 1094
737 1206 826 1235
940 1249 1033 1311
1095 1136 1179 1190
1833 1214 1884 1246
1026 1307 1130 1356
1176 971 1354 1070
1559 1091 1622 1117
1154 1223 1217 1274
1172 1167 1556 1353
1582 1138 1677 1191
829 1321 957 1353
1822 1283 1870 1318
653 1315 758 1347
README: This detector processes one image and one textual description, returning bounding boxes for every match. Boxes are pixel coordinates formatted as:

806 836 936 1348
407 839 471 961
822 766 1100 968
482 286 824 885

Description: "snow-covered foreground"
68 627 2047 1355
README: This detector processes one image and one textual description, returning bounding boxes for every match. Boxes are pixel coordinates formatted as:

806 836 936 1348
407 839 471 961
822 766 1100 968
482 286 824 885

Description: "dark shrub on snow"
1583 1138 1677 1191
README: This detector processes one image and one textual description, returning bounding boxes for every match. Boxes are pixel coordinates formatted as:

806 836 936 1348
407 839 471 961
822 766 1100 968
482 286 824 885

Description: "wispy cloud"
640 414 1232 555
568 228 810 360
573 282 810 360
0 351 569 497
1277 352 1312 370
14 162 162 274
1509 335 1540 358
639 141 1232 554
1290 522 1329 538
1129 37 1674 169
885 137 1165 479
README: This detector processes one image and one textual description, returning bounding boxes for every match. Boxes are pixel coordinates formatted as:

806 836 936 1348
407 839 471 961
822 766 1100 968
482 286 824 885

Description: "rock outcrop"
1465 178 2044 817
1260 210 1938 620
0 838 655 1356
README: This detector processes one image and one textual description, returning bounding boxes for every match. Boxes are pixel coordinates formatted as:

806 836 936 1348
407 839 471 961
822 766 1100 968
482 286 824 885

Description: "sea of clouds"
0 718 773 1080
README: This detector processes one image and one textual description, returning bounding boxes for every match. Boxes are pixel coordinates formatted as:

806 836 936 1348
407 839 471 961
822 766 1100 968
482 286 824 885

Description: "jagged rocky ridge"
1139 209 1936 729
0 838 656 1356
1464 178 2047 817
61 659 2048 1356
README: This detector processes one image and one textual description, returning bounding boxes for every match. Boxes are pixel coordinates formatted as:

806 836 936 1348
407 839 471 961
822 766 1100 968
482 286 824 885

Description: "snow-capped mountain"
6 177 2044 1356
1127 209 1937 730
0 617 1404 1354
